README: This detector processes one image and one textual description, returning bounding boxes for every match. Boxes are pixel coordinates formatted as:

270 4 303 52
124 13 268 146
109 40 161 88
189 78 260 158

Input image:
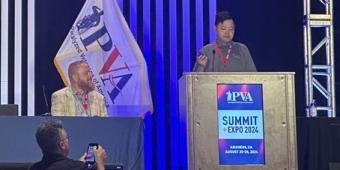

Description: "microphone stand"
41 85 51 116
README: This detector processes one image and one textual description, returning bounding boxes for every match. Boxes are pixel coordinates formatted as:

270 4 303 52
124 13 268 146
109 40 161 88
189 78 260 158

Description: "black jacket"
29 153 90 170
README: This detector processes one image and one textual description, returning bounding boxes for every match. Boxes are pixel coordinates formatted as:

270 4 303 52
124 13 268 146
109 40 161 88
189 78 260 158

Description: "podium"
179 72 297 170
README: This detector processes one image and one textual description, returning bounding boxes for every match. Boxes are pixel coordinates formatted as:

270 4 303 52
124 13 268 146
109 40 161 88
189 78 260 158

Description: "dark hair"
35 119 64 154
68 60 87 81
215 11 233 26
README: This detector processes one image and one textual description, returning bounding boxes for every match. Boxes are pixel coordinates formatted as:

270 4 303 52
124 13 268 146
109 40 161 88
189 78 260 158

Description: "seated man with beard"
51 60 107 117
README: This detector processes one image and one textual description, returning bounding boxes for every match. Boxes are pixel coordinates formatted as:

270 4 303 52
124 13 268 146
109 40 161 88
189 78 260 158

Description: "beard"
63 146 70 157
78 79 95 93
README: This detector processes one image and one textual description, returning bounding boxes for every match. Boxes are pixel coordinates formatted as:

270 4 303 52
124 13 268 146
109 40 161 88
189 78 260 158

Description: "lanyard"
213 42 232 67
82 94 88 111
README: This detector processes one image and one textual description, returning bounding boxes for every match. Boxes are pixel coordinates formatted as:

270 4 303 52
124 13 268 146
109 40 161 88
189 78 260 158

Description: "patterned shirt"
72 88 90 116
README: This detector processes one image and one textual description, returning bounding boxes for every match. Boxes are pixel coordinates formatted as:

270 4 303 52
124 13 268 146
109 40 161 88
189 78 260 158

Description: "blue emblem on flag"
77 6 104 34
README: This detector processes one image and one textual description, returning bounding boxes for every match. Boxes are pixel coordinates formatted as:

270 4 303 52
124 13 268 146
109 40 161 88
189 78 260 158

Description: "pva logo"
75 5 132 105
226 91 254 103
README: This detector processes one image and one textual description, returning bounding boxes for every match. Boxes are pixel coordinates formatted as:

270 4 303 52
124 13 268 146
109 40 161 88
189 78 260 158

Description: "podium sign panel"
179 72 297 170
217 84 265 165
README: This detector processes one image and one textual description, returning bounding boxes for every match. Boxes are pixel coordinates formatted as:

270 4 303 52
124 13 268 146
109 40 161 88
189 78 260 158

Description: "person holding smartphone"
29 119 106 170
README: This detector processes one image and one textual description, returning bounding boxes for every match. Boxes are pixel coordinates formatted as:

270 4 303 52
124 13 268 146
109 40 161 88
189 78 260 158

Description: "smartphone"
85 143 98 165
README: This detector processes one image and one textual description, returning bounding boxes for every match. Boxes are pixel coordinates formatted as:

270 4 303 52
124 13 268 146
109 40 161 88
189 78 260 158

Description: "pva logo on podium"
226 91 254 104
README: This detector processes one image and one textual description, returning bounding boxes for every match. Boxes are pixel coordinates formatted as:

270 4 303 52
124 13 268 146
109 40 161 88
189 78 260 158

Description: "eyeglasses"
61 135 71 141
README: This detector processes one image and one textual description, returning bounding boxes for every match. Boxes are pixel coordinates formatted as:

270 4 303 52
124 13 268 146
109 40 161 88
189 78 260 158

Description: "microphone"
41 85 51 116
212 49 216 72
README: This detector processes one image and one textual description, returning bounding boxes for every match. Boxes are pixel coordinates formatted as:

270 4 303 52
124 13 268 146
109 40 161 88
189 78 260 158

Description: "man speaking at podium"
193 11 257 72
51 60 107 117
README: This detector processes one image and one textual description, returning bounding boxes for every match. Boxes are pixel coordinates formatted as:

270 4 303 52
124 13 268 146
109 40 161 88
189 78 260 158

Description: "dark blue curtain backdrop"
35 0 340 169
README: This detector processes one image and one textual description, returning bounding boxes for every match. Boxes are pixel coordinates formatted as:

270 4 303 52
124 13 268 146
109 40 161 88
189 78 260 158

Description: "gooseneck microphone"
212 49 216 72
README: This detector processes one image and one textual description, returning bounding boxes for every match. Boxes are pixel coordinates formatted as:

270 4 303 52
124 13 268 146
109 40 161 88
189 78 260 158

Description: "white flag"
54 0 153 117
